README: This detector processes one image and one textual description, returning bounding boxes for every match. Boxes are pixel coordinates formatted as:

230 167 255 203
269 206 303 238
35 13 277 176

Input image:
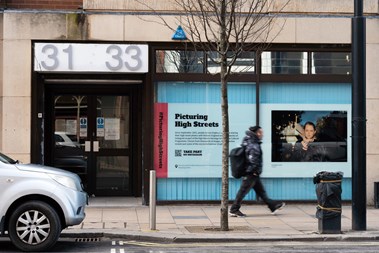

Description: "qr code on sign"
175 150 182 157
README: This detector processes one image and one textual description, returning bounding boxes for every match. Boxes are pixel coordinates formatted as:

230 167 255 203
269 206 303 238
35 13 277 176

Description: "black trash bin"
313 171 343 234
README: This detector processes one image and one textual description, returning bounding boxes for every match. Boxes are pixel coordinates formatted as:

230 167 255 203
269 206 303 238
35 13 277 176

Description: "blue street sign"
172 25 187 40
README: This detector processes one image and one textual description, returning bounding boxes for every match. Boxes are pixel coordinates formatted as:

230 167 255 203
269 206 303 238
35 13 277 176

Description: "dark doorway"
43 81 142 196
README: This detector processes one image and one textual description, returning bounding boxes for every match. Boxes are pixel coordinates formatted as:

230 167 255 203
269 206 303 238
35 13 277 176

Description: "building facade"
1 0 379 204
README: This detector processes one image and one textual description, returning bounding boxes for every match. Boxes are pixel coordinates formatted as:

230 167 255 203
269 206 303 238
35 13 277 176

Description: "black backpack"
229 146 247 179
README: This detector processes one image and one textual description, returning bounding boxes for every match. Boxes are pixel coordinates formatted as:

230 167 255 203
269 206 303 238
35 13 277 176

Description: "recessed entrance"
42 80 142 196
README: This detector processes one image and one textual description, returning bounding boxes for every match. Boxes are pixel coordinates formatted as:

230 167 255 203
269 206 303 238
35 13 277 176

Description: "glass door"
93 95 130 195
53 95 88 183
52 94 131 196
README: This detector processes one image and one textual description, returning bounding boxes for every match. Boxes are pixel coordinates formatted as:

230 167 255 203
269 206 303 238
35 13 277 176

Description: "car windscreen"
0 152 18 164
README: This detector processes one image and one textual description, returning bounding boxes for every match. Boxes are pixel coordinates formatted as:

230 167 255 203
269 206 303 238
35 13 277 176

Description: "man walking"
229 126 285 217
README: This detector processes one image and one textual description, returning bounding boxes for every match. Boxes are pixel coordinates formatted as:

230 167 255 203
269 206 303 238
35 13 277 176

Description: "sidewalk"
61 197 379 242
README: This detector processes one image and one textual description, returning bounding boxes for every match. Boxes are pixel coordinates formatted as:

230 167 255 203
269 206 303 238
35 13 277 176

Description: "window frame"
152 43 352 84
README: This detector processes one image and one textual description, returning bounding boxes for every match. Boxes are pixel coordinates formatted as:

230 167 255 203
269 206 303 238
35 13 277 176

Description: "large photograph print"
272 110 347 162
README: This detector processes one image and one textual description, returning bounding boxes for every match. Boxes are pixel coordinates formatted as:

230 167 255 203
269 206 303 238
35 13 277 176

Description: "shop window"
261 51 307 74
154 81 256 180
206 51 255 74
260 82 351 177
156 50 204 73
311 52 351 75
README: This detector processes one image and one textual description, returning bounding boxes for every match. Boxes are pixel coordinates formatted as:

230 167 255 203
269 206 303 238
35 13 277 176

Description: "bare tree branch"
135 0 289 231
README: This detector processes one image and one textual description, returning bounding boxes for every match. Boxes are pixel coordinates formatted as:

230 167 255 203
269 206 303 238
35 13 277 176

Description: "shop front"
30 41 352 201
31 43 149 197
152 46 353 202
4 0 379 204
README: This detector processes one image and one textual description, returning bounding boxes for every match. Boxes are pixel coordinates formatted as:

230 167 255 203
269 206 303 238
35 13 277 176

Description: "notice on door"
97 117 105 137
80 117 87 137
66 120 77 135
105 118 120 140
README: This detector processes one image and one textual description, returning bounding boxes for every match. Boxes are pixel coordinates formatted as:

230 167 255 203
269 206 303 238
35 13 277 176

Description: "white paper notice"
66 120 77 135
105 118 120 140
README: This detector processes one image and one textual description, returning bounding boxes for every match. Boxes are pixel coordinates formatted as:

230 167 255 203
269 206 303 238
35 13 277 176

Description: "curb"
60 231 379 243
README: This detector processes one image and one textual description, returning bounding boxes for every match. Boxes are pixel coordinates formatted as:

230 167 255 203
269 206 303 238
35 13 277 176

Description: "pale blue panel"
155 82 352 201
157 178 352 201
260 83 351 104
157 82 256 104
228 83 256 103
261 178 352 200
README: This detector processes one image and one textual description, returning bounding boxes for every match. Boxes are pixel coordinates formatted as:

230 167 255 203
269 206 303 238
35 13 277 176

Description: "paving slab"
61 197 379 242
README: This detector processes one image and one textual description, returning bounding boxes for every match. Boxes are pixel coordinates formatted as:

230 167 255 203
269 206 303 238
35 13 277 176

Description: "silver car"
0 152 87 251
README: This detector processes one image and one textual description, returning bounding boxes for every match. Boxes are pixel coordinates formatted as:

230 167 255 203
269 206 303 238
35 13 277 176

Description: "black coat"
242 130 262 175
292 140 327 162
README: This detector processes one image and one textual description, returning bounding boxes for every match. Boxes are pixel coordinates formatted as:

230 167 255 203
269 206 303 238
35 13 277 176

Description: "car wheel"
8 201 61 252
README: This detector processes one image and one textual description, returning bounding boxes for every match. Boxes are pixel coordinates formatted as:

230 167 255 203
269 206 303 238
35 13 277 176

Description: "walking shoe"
271 202 286 214
229 210 246 217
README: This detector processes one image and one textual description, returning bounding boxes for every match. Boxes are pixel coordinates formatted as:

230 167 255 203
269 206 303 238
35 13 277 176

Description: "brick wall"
3 0 83 10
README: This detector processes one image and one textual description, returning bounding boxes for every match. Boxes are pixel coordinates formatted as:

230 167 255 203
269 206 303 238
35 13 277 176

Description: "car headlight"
48 174 79 191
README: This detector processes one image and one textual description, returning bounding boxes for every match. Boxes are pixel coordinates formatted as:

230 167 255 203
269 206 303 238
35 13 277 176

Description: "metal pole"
352 0 366 231
149 170 157 230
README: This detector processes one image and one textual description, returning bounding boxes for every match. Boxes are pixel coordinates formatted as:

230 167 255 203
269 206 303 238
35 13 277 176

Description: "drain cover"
75 238 101 242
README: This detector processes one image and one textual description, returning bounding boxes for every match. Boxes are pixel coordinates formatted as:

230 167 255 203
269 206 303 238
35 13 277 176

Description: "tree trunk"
220 65 229 231
219 0 229 232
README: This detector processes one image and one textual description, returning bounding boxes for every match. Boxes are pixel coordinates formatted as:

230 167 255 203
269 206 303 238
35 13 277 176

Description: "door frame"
32 74 144 197
52 94 133 196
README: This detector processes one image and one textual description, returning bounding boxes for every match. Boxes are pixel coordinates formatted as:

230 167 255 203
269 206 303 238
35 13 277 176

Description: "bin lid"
313 171 343 184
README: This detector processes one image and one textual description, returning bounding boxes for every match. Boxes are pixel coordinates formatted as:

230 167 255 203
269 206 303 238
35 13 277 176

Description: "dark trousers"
230 174 277 212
